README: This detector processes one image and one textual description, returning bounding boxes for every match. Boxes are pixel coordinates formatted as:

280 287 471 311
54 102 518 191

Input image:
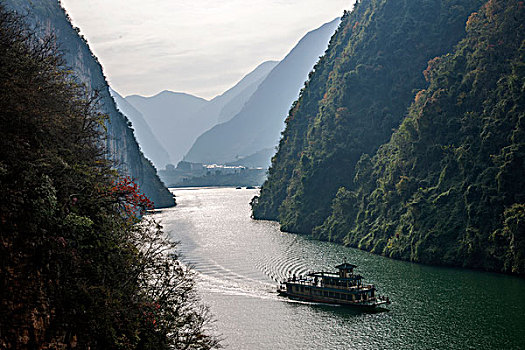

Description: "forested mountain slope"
254 0 524 275
183 19 340 165
253 0 484 232
0 5 217 347
3 0 175 208
317 0 525 274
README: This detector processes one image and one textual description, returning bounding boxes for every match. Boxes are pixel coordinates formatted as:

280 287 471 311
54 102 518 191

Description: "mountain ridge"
126 90 209 102
125 91 209 165
254 0 525 275
125 61 277 166
213 60 279 123
253 0 485 230
183 18 341 165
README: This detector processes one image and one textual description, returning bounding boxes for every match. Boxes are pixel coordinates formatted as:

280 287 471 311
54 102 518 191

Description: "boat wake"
256 255 311 283
180 256 278 300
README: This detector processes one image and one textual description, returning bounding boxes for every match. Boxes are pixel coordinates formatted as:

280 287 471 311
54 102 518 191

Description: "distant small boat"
236 187 242 189
246 186 255 189
278 262 390 309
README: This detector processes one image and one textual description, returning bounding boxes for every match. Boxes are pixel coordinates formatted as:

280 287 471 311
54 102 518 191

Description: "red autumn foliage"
109 176 154 217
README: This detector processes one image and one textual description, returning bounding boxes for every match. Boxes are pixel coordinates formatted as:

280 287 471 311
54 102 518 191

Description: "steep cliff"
254 0 483 231
4 0 175 208
254 0 525 275
317 0 525 274
0 5 218 346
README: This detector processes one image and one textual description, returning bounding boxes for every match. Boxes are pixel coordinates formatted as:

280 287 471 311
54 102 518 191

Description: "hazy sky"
60 0 352 100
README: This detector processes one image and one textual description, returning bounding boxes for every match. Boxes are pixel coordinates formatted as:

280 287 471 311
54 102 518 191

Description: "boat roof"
335 262 357 269
307 271 338 277
307 271 362 280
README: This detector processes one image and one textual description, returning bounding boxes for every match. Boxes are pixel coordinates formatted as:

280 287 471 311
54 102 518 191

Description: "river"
152 187 525 349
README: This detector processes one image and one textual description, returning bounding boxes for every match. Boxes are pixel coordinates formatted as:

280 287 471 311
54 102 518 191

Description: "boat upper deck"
284 262 372 292
286 280 375 292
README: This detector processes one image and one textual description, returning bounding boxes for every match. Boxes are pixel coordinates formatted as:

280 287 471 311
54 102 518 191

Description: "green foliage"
312 187 358 242
253 0 485 234
323 0 524 274
0 6 218 348
254 0 525 275
494 204 525 274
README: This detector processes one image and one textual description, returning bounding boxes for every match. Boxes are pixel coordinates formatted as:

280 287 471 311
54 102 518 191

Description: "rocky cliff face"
4 0 175 208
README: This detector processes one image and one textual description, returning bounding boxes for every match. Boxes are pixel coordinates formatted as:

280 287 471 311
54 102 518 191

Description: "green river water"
153 187 525 350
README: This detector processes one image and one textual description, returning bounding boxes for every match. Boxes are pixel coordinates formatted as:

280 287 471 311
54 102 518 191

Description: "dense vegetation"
322 0 525 273
253 0 525 274
254 0 484 231
3 0 176 209
0 6 218 348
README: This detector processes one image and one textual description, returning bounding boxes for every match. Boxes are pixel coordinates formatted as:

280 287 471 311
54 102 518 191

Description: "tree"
0 6 219 348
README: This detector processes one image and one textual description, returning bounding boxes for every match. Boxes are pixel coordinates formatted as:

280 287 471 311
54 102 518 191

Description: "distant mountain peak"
207 60 279 105
124 58 281 167
183 18 341 165
127 90 208 102
110 88 172 169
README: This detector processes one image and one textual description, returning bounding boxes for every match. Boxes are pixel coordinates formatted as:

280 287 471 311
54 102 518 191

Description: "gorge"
1 0 524 348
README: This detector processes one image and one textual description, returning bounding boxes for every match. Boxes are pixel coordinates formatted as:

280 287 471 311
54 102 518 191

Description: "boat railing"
284 278 375 291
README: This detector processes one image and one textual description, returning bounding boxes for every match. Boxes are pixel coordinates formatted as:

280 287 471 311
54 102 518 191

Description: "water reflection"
153 187 525 350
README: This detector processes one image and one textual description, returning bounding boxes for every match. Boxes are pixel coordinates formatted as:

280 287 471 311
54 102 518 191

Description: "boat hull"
278 289 388 310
